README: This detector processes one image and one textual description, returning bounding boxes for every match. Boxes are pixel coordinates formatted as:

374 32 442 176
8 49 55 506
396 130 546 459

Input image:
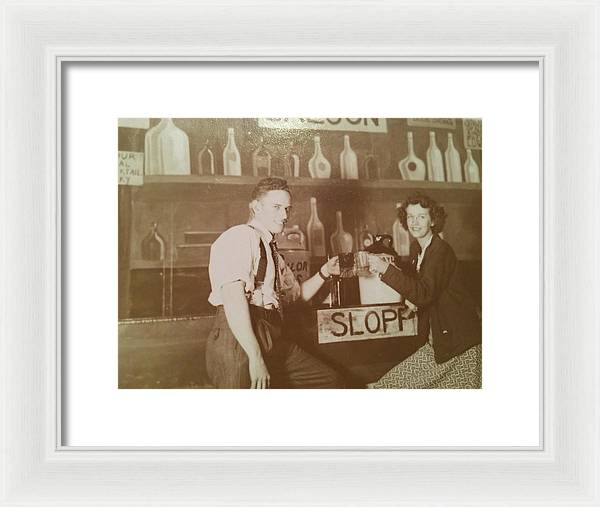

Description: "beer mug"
355 250 371 276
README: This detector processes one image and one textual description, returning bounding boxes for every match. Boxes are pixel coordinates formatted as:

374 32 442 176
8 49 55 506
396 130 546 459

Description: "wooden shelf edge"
142 175 482 191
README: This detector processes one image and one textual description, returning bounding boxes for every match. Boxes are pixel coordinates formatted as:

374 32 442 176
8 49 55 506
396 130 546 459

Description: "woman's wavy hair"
398 192 447 234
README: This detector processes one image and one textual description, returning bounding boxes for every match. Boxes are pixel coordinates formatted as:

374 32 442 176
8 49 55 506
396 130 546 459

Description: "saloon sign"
258 118 388 133
317 304 418 344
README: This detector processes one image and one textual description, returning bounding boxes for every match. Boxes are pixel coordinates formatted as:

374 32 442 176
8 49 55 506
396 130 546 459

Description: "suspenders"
248 225 268 284
247 225 282 313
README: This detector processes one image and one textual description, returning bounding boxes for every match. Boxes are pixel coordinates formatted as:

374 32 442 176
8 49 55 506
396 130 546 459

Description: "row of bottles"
140 197 419 264
399 131 480 183
144 121 479 182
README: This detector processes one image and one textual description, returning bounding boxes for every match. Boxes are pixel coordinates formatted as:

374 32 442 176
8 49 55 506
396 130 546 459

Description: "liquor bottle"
339 135 359 179
144 118 169 175
284 142 300 178
398 132 426 180
426 131 445 181
306 197 326 257
223 127 242 176
157 118 191 175
364 153 380 180
392 202 411 256
141 222 166 261
279 224 307 250
464 149 481 183
252 137 272 177
444 133 462 182
196 139 215 175
330 211 353 254
357 224 374 249
308 136 331 179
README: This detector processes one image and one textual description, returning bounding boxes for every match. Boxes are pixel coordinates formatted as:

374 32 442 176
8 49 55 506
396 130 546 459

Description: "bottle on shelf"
444 133 462 182
364 153 380 180
278 224 307 250
252 136 272 177
330 211 353 255
223 127 242 176
144 118 170 175
398 131 426 180
141 222 166 261
464 149 481 183
426 131 445 182
308 136 331 179
306 197 326 257
339 134 359 179
196 139 215 175
157 118 191 175
284 142 300 178
392 202 411 257
357 224 374 250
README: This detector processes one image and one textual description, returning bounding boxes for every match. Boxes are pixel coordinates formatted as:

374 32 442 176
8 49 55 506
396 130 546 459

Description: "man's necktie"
269 240 282 296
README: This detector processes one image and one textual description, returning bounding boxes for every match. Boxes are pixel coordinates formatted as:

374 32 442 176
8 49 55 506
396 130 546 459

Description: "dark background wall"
118 118 482 320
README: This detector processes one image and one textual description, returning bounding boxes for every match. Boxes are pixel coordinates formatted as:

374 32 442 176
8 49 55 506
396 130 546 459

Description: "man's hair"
397 192 447 234
250 177 291 201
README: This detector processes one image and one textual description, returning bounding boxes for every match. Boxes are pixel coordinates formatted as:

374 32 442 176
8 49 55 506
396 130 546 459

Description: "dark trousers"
205 305 343 389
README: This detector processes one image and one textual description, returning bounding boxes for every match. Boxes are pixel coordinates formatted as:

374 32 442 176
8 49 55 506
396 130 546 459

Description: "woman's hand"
367 254 390 276
321 256 340 277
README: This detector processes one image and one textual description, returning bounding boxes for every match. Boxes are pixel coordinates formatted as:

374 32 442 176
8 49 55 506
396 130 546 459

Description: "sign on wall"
406 118 456 129
462 118 482 149
317 304 418 344
258 118 388 133
118 151 144 186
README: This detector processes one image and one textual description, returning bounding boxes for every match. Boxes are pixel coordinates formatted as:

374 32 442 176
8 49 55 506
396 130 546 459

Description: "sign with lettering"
317 304 418 344
258 118 388 133
280 250 310 283
406 118 456 129
118 151 144 186
118 118 150 129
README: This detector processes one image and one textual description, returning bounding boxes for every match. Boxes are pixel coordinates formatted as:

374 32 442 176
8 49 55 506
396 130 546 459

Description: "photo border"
2 1 598 505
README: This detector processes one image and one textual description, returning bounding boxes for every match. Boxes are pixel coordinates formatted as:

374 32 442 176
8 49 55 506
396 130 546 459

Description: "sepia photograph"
118 117 482 389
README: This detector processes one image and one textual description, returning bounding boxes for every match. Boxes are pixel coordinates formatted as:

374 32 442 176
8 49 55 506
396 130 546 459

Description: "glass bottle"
196 139 215 175
141 222 165 261
330 211 353 255
223 127 242 176
144 118 169 175
444 133 462 182
283 224 307 250
339 135 359 179
252 136 272 177
364 153 380 180
308 136 331 179
392 202 411 257
306 197 326 257
464 149 481 183
426 131 445 181
284 142 300 178
157 118 191 175
357 224 374 250
398 131 426 180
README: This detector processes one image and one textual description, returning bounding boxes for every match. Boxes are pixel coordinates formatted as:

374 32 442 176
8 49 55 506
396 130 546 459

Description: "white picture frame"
1 1 598 505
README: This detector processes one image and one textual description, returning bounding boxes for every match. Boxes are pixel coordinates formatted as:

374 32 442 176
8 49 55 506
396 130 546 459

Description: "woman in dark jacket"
367 193 482 388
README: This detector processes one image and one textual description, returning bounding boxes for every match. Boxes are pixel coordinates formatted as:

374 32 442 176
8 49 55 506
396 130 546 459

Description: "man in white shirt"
206 177 343 389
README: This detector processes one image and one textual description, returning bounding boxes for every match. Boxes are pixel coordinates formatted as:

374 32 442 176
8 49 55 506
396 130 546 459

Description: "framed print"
2 1 599 506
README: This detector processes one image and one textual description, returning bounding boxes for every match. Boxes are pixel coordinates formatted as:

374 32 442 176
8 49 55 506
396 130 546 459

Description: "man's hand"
321 256 340 277
248 355 270 389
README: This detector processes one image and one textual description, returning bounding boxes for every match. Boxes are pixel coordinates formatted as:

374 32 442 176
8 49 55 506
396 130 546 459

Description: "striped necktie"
269 240 281 295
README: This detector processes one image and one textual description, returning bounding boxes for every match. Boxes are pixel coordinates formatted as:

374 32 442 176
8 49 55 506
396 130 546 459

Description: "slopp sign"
317 304 418 344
